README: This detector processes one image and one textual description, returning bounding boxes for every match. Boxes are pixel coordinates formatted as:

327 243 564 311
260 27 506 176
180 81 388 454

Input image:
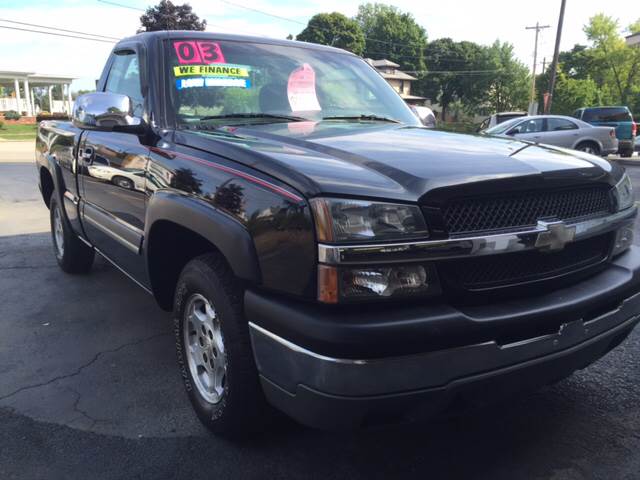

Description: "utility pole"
545 0 567 114
542 57 546 73
526 22 550 105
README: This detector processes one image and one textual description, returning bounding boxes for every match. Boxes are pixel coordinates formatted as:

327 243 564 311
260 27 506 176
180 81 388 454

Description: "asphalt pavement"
1 142 640 479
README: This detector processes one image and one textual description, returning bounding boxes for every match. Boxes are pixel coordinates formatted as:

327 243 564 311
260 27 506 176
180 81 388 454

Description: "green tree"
139 0 206 32
549 71 599 114
355 3 427 72
482 41 530 113
297 12 365 55
558 44 591 79
583 14 640 107
418 38 486 119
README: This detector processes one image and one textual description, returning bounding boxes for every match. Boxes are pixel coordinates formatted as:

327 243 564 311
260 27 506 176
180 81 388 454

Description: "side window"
513 119 543 134
105 51 144 117
547 118 578 131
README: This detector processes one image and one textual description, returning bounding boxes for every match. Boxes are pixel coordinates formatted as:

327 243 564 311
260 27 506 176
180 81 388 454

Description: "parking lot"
1 142 640 479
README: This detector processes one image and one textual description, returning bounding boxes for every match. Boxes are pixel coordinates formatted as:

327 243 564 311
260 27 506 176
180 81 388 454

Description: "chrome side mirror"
72 92 144 132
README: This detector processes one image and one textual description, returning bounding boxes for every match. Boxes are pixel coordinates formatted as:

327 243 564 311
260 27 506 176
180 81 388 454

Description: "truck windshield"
165 38 420 128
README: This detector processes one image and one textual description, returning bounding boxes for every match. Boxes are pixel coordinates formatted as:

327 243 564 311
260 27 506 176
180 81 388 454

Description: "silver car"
483 115 618 156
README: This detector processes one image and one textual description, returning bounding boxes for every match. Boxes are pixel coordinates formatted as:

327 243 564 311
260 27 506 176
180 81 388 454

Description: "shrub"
4 110 21 121
0 120 4 129
37 112 69 123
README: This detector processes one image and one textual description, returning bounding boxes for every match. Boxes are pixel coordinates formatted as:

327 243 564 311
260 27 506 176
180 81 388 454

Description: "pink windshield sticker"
287 64 321 112
288 121 317 135
174 41 226 64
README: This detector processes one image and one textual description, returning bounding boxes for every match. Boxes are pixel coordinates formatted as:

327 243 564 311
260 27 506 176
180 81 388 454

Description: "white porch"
0 70 76 116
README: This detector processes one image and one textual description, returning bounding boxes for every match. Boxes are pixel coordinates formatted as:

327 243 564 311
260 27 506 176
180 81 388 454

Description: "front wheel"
174 253 268 436
49 193 94 274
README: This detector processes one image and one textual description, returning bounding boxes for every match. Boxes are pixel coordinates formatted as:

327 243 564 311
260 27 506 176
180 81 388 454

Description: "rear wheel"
174 253 268 436
49 193 94 274
576 142 600 155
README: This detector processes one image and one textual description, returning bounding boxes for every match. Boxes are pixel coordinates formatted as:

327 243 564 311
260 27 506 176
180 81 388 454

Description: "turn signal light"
318 265 339 304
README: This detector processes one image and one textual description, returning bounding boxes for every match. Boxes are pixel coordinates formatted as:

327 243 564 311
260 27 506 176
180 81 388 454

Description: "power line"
406 69 503 74
219 0 304 25
0 24 116 43
218 0 424 50
97 0 145 11
0 17 120 40
97 0 432 55
96 0 242 34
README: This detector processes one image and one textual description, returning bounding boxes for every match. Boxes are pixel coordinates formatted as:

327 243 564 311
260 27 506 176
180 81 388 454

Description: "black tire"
111 176 134 189
174 253 268 437
49 193 95 274
621 149 633 158
576 142 600 156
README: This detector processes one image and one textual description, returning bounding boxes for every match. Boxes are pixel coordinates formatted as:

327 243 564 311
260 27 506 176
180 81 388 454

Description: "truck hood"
175 122 617 203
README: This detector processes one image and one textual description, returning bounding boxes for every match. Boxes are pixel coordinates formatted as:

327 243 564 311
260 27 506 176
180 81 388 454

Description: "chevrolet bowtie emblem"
535 221 576 252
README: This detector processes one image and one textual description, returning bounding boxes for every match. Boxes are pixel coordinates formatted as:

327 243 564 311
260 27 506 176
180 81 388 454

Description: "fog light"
613 226 634 256
341 264 435 300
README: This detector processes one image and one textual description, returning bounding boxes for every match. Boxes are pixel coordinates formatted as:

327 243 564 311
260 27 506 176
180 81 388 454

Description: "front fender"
144 190 261 283
46 154 83 234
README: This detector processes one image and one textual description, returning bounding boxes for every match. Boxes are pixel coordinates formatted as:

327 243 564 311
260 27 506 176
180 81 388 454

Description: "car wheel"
576 142 600 155
49 193 95 274
174 253 268 436
112 176 134 189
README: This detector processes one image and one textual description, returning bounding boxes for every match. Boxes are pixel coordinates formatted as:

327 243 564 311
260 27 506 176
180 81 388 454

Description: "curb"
613 159 640 167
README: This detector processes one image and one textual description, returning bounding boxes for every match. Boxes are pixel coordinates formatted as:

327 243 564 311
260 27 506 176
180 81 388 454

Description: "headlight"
614 173 634 211
310 198 428 243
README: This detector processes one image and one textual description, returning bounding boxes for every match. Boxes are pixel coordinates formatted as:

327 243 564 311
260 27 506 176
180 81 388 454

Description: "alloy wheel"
53 205 64 258
183 293 227 404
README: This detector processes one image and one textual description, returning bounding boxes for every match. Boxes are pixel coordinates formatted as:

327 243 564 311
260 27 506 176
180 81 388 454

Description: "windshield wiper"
198 113 309 123
322 114 401 123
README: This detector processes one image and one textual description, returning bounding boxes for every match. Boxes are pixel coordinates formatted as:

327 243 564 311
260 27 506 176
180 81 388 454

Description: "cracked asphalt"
1 144 640 479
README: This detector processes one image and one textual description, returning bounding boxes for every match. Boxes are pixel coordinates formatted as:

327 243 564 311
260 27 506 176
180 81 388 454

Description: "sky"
0 0 636 92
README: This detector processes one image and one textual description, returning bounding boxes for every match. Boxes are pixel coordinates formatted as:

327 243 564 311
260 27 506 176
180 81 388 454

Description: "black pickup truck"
37 31 640 435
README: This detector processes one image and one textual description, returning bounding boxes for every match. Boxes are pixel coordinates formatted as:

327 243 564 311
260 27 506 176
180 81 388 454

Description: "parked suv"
574 106 636 157
36 31 640 436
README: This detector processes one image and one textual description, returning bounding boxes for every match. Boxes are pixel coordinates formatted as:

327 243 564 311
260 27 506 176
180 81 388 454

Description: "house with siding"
366 58 425 103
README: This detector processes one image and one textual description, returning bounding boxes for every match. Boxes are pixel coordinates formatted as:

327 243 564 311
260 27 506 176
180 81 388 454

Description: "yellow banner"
173 64 250 78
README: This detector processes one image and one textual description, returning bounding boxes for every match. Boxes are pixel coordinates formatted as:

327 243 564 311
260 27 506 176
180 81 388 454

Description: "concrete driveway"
1 143 640 479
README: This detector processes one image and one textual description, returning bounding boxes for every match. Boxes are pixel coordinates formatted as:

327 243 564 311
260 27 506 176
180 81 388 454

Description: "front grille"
439 233 612 291
441 186 612 235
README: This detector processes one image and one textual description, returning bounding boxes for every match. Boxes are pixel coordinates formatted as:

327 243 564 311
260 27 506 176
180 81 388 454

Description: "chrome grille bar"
318 207 637 265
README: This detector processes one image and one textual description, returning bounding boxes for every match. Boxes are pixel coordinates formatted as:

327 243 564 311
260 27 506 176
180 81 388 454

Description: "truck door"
78 48 149 283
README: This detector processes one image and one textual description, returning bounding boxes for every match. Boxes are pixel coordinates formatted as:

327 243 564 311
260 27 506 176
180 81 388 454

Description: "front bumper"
247 247 640 429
